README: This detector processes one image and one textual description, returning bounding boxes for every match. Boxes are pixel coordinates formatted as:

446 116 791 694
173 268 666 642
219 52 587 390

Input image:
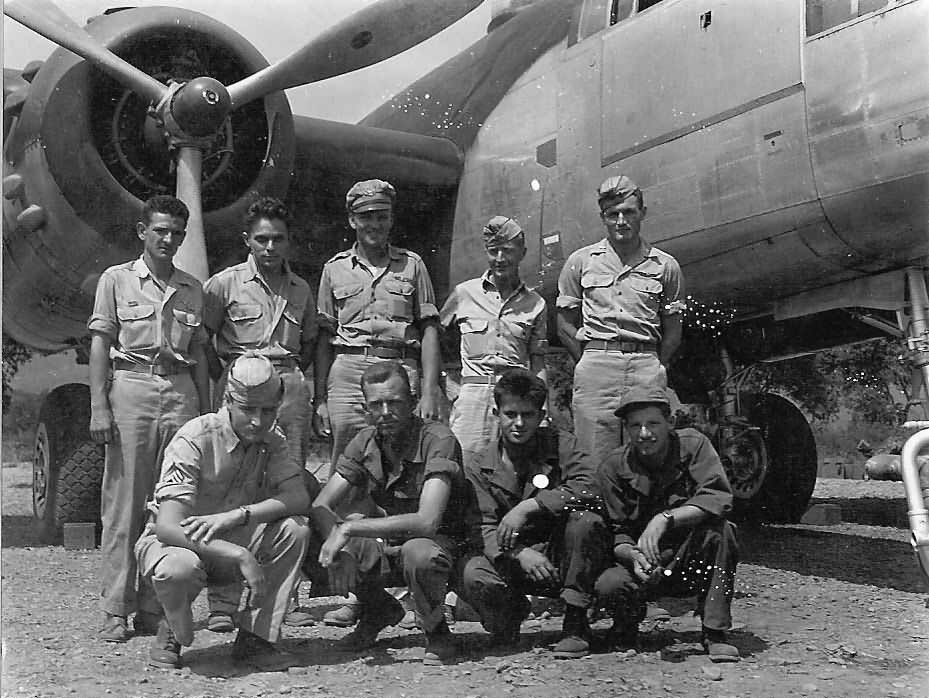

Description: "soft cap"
345 179 396 213
482 216 523 246
614 386 670 418
597 175 641 210
225 353 284 406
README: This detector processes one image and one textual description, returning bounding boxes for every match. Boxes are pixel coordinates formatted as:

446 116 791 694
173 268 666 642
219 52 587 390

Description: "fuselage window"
610 0 635 25
806 0 890 35
638 0 665 11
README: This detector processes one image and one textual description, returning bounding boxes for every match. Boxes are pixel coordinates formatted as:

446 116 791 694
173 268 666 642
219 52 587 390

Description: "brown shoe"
133 611 163 636
232 629 297 672
702 628 740 663
337 597 405 651
323 603 359 627
99 614 130 643
422 622 456 665
149 619 181 669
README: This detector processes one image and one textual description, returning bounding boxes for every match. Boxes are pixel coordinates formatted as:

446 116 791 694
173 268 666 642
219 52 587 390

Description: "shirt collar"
480 270 527 297
617 432 683 495
349 242 403 267
593 238 655 260
216 406 242 453
132 255 193 286
245 254 295 287
482 429 557 497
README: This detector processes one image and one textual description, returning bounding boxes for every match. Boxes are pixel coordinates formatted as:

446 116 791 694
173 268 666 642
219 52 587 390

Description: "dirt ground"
2 461 927 698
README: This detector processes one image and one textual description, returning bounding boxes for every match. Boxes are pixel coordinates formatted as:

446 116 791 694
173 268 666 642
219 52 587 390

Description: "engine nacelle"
2 7 295 351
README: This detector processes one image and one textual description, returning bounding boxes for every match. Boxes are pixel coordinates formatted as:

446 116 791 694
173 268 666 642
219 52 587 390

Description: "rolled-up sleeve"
202 274 227 334
316 265 338 333
660 256 686 316
529 306 549 355
154 434 202 508
556 252 584 310
301 287 319 346
413 257 439 322
422 430 462 481
438 287 459 330
87 269 118 338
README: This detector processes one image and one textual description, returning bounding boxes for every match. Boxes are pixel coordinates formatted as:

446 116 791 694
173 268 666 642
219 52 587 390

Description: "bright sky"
3 0 492 123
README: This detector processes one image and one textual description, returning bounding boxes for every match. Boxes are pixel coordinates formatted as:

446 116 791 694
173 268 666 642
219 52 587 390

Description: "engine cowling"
2 7 295 351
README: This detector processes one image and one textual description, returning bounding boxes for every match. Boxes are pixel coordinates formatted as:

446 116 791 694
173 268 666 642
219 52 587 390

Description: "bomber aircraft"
3 0 928 547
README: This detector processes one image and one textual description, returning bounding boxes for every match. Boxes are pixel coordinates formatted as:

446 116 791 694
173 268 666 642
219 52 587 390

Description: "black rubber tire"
33 384 104 543
735 392 818 524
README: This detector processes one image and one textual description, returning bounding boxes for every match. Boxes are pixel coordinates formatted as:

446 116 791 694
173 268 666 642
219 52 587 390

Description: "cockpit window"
806 0 889 35
610 0 635 25
577 0 611 41
637 0 665 11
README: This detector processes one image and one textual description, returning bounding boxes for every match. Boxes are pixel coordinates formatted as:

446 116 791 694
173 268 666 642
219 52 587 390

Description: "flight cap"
225 353 284 406
597 175 642 210
482 216 523 246
346 179 396 213
614 386 671 418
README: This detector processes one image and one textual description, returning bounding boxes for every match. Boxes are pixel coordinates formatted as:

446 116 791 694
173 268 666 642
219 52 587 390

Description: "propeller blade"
228 0 483 108
4 0 167 105
173 147 209 282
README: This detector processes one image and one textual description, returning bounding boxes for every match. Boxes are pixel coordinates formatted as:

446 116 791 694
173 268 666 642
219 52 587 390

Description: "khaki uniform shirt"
556 240 685 344
87 256 206 365
203 256 317 361
598 428 733 548
152 406 305 515
317 244 439 349
336 417 474 545
439 272 548 377
466 428 601 562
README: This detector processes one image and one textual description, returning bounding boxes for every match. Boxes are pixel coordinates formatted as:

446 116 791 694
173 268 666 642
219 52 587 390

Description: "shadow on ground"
740 524 929 594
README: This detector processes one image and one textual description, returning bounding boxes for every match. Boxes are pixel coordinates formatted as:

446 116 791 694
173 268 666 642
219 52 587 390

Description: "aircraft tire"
736 392 817 524
33 384 104 544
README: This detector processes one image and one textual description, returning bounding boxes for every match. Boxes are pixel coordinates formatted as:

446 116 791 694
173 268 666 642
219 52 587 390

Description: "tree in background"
2 334 32 413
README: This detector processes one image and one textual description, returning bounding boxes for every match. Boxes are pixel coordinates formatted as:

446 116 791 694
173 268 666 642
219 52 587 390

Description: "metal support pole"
905 267 929 410
899 421 929 581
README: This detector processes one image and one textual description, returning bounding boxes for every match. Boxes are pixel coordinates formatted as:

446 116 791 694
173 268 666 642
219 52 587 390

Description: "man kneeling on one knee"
461 369 610 659
308 360 474 665
135 353 311 670
594 387 740 662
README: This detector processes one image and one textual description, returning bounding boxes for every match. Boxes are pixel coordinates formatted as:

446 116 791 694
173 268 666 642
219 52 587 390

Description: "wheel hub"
719 423 768 500
33 422 50 519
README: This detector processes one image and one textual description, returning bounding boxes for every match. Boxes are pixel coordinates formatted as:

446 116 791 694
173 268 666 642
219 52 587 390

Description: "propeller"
5 0 484 279
227 0 484 108
4 0 168 106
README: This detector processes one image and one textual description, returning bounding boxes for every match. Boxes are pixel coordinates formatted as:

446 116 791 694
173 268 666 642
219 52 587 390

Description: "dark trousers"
461 510 610 632
305 531 459 633
594 519 739 631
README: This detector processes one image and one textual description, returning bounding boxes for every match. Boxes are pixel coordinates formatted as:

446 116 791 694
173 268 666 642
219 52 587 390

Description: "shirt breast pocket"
280 303 304 351
580 272 616 315
170 308 202 353
460 317 489 356
116 303 157 350
332 282 365 325
626 274 663 318
227 303 264 344
383 279 415 322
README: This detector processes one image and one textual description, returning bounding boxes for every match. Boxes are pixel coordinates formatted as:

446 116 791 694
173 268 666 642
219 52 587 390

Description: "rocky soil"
2 461 927 698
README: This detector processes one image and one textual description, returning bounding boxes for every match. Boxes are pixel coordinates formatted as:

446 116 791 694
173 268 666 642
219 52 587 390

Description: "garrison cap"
482 216 523 246
346 179 396 213
225 352 284 406
614 386 671 418
597 175 642 210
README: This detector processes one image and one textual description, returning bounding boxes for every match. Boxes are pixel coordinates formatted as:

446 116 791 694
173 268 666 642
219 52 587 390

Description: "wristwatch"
660 510 675 529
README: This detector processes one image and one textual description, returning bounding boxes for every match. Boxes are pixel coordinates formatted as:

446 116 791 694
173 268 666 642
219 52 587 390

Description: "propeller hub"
169 76 231 138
